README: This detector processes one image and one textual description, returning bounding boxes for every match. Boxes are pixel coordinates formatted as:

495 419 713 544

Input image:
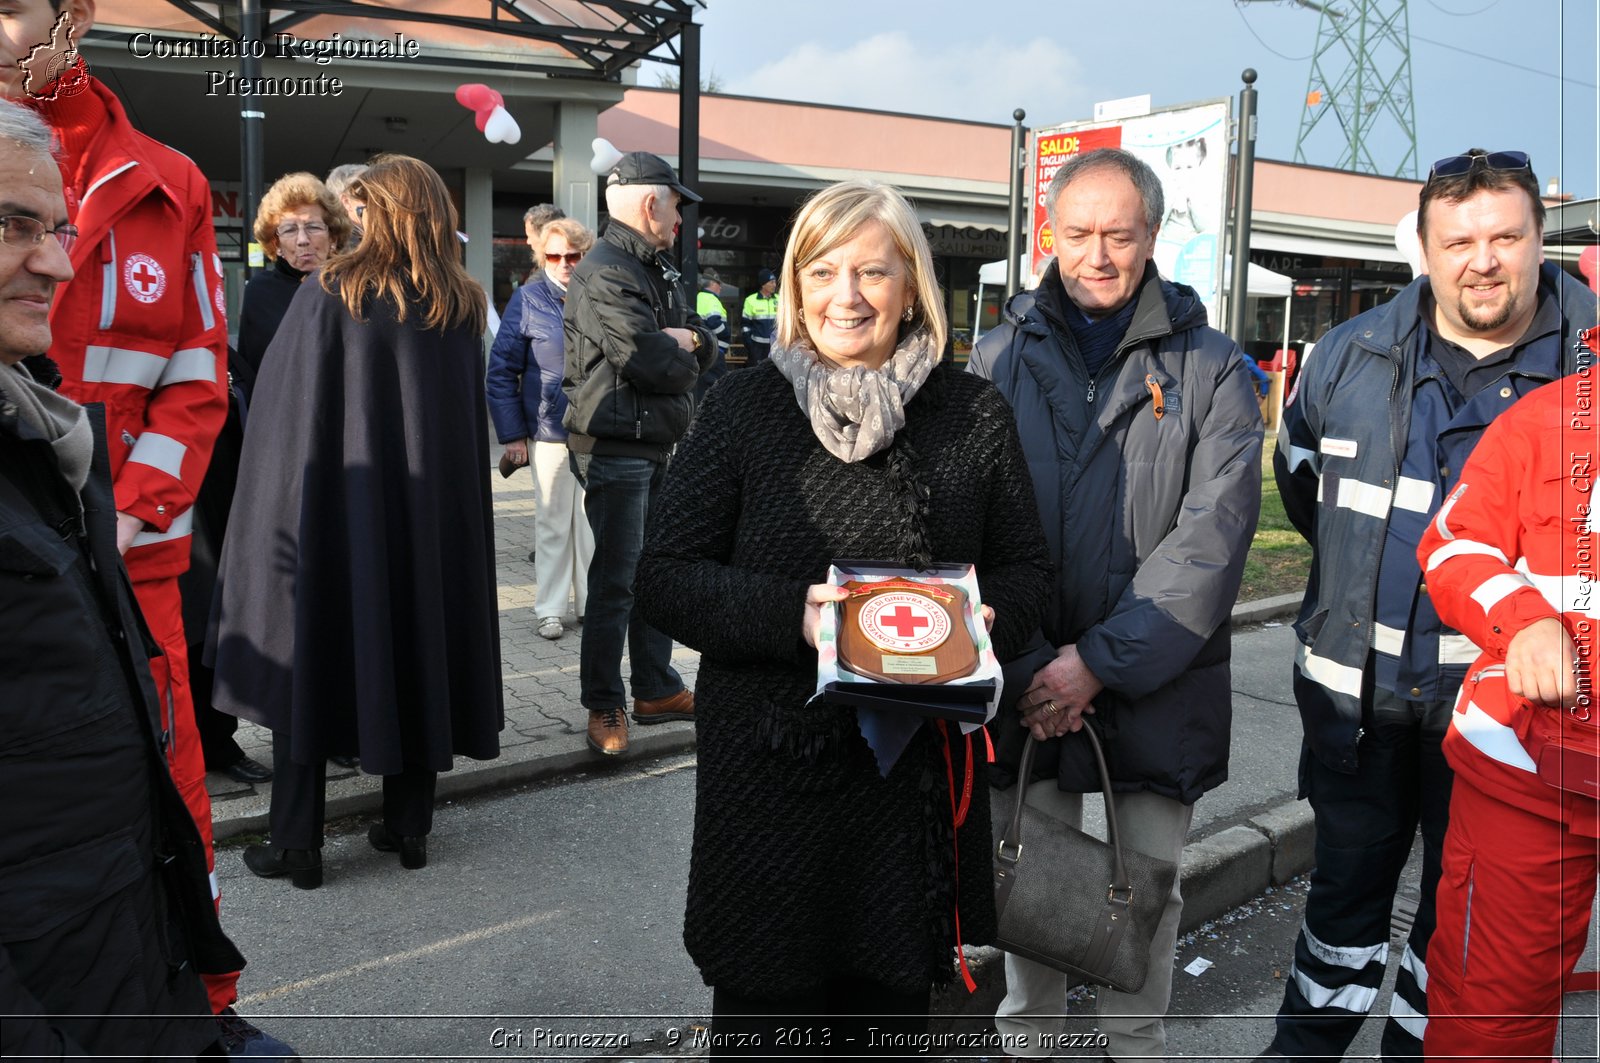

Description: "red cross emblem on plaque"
857 591 950 654
880 605 931 640
123 253 167 304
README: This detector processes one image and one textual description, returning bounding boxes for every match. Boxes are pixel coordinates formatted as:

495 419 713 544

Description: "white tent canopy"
1222 256 1294 298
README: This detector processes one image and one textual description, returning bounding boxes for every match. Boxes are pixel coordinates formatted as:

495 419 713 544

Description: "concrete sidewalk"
208 471 1315 939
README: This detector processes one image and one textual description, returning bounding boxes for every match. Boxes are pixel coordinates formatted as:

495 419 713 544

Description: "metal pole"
240 0 265 278
1227 68 1258 343
1006 108 1027 300
677 19 701 294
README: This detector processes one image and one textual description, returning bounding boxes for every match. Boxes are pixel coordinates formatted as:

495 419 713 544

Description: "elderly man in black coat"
561 149 719 757
0 99 246 1060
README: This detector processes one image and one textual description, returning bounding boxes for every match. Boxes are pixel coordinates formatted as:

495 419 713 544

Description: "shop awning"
1251 231 1406 265
919 206 1007 232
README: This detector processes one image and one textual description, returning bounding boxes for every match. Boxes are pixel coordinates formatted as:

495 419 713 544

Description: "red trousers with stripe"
133 576 239 1014
1424 778 1598 1061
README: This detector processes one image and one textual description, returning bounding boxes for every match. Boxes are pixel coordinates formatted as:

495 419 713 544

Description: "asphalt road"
220 751 1598 1062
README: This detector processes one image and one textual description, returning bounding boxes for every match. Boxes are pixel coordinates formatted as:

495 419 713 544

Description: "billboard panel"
1029 98 1232 324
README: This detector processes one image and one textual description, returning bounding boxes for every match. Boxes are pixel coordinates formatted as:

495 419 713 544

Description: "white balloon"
1394 210 1423 278
590 137 624 175
483 106 520 145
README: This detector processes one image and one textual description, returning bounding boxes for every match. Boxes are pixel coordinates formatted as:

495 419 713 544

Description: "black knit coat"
636 360 1051 997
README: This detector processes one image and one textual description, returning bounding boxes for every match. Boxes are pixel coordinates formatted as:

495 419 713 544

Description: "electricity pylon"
1292 0 1419 177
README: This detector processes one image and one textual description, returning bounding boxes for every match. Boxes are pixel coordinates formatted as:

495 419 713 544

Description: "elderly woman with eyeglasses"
486 216 596 640
236 171 352 384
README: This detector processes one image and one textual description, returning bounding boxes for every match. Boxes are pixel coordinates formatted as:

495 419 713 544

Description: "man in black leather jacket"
562 151 717 757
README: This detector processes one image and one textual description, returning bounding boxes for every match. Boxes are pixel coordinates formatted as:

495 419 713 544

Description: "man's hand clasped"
1018 643 1104 740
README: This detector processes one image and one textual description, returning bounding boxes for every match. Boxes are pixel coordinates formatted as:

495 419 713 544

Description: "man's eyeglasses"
543 251 584 265
276 222 330 240
0 215 79 254
1427 150 1531 181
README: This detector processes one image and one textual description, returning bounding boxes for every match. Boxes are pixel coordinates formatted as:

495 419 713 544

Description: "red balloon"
1580 245 1600 294
454 83 503 133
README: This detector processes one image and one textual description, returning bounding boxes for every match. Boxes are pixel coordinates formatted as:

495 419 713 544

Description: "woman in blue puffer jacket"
487 216 595 640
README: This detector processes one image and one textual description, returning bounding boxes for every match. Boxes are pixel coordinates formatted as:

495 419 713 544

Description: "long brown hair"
320 154 485 335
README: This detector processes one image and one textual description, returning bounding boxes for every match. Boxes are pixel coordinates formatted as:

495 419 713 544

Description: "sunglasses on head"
1427 150 1531 181
544 251 583 265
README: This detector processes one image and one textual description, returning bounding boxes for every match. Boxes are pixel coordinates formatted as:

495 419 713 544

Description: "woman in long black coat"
211 154 503 889
635 180 1051 1047
185 173 352 784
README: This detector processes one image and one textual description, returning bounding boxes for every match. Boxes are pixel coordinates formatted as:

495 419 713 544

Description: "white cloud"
726 32 1087 126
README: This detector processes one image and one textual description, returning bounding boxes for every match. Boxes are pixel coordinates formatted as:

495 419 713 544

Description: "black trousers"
268 731 436 850
187 647 244 770
1270 685 1454 1062
710 977 929 1061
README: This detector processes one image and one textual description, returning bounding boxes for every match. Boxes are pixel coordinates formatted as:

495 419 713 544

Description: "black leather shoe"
328 754 358 769
220 755 273 784
242 844 322 889
367 823 426 869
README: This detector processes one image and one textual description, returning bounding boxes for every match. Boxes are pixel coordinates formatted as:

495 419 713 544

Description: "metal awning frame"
110 1 706 284
99 0 703 79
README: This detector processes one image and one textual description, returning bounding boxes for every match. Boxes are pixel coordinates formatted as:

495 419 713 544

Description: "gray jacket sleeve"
1075 343 1264 699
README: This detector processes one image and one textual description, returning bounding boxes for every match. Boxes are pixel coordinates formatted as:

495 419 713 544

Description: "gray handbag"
992 727 1179 993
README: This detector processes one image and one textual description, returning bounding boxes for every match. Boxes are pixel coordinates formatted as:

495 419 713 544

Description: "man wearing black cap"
741 268 779 364
562 150 718 757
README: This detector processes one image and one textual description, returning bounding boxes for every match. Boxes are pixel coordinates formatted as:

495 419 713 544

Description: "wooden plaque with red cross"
837 578 978 685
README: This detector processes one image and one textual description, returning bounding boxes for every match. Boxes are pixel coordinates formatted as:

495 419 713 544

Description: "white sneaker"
538 617 564 640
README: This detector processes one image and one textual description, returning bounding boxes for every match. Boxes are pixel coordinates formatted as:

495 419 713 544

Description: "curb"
210 728 700 843
1231 591 1301 626
215 590 1300 844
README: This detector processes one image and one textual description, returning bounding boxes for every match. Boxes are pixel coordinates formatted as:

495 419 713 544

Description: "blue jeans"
569 452 683 710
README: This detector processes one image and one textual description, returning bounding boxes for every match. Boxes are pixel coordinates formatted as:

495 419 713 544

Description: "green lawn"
1239 437 1313 604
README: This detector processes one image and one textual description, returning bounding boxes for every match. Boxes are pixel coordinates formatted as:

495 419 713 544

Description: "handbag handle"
996 726 1133 902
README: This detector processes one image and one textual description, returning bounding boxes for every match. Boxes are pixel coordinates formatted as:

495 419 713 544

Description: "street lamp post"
1227 68 1259 343
1006 109 1027 301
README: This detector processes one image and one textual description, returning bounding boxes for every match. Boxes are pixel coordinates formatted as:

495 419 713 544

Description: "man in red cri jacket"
3 0 294 1055
1417 336 1600 1061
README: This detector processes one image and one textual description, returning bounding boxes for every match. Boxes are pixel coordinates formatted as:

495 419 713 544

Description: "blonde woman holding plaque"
636 180 1050 1051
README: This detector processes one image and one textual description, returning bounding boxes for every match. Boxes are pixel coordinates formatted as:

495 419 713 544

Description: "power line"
1412 33 1599 89
1421 0 1503 15
1231 0 1313 61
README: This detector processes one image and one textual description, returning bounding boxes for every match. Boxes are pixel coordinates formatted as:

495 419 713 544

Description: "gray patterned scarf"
0 360 92 492
769 331 940 463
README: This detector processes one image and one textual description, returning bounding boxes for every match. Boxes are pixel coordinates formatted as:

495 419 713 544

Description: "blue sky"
646 0 1599 201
